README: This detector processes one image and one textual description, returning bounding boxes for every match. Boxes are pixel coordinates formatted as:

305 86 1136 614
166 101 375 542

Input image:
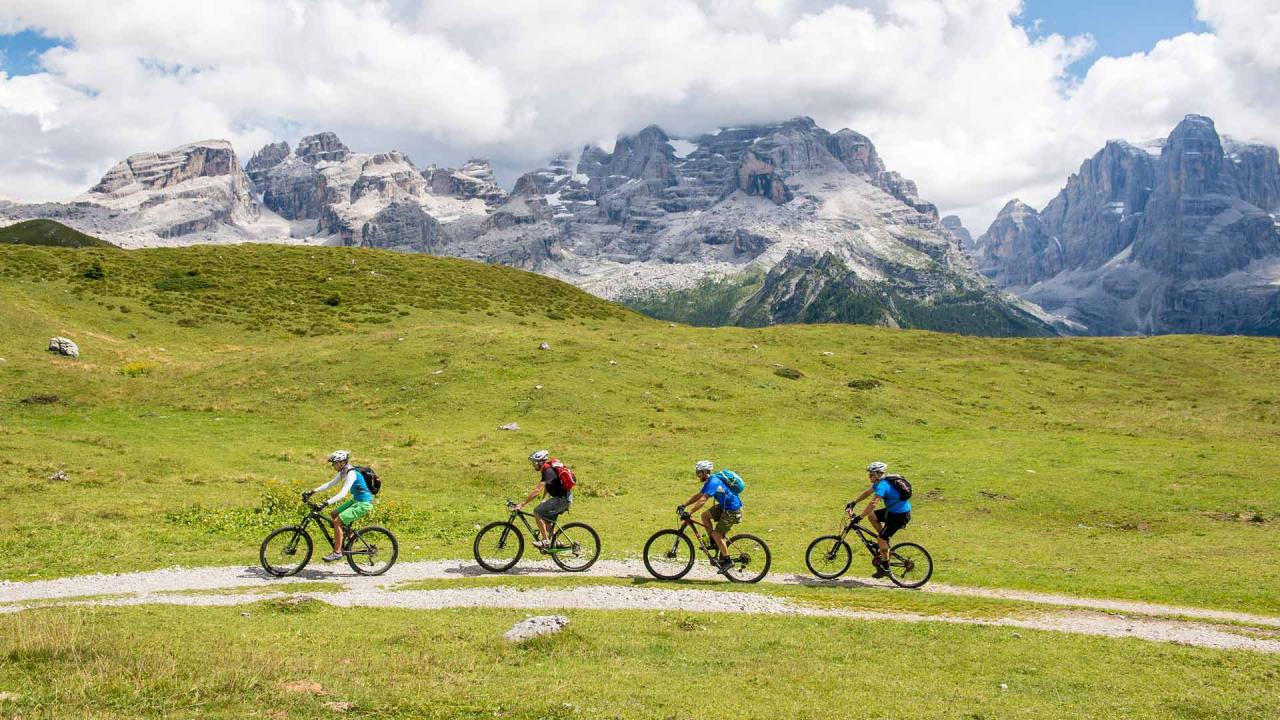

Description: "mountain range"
0 117 1057 336
3 114 1277 336
969 115 1280 335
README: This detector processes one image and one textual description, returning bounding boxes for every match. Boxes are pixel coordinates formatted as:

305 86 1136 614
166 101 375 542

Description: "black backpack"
354 466 381 496
884 474 912 501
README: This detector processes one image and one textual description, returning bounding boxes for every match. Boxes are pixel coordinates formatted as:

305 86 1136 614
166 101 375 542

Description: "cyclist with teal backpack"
678 460 745 572
303 450 375 562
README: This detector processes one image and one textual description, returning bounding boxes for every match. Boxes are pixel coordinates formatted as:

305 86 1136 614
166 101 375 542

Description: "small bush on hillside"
774 367 804 380
82 260 106 280
324 293 341 307
119 361 155 377
847 378 882 390
154 270 213 292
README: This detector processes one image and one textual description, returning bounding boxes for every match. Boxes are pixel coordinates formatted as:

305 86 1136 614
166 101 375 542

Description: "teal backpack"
714 470 746 495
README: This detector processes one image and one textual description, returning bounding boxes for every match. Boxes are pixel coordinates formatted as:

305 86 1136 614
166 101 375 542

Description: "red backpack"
547 458 576 492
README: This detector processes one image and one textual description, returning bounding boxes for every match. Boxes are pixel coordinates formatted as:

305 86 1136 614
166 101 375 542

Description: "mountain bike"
472 500 601 572
259 498 399 577
642 508 771 583
804 510 933 588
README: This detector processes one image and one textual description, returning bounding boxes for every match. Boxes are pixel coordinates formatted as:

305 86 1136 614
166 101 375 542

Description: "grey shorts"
535 494 572 522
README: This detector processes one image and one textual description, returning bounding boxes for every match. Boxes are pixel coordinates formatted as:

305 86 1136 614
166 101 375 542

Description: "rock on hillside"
971 115 1280 335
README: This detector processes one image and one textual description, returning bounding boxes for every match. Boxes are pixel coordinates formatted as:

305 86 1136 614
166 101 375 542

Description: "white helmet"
694 460 714 473
327 450 350 463
867 461 887 474
529 450 550 463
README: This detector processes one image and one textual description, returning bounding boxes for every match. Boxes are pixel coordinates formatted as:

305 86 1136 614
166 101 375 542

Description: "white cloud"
0 0 1276 235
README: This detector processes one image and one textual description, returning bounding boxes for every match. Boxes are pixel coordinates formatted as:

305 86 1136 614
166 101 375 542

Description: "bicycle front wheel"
887 542 934 588
642 529 695 580
345 526 399 576
724 534 771 584
805 535 852 579
473 521 524 572
260 526 313 577
549 522 601 572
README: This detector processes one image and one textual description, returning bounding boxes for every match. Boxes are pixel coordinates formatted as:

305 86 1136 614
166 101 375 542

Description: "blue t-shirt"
874 479 910 514
351 470 374 503
701 476 743 511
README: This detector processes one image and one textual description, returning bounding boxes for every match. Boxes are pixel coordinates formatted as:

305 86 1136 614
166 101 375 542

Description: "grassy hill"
1 243 1279 614
0 218 118 248
4 242 1280 718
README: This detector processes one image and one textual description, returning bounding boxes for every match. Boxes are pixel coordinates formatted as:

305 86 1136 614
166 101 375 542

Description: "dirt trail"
3 559 1278 653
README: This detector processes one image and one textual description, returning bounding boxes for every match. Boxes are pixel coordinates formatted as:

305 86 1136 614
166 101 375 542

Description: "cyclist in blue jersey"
303 450 375 562
678 460 743 572
847 461 911 578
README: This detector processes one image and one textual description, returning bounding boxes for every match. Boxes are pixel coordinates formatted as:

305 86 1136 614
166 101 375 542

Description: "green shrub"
774 367 803 380
119 361 155 377
82 260 106 280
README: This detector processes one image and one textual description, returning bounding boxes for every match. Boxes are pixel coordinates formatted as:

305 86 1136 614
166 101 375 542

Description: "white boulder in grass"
47 337 79 359
504 615 569 642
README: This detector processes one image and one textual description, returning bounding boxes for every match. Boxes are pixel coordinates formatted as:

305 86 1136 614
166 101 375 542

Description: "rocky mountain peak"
245 141 291 187
972 114 1280 335
1158 114 1234 197
296 132 350 164
89 140 243 196
941 215 975 251
424 158 507 203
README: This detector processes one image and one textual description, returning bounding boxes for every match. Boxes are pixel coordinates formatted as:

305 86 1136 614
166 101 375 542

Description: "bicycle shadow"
237 566 358 581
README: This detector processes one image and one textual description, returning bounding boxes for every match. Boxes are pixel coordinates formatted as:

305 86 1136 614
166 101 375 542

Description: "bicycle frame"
674 514 723 561
499 505 572 553
295 503 365 552
838 516 886 558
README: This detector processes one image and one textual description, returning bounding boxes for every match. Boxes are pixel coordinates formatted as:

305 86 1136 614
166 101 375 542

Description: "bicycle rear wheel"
887 542 934 588
642 529 695 580
345 526 399 576
473 521 524 572
723 534 771 583
549 522 601 572
260 526 313 577
805 535 852 579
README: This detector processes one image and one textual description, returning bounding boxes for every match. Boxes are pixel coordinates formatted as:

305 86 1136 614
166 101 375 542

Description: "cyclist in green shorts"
303 450 375 562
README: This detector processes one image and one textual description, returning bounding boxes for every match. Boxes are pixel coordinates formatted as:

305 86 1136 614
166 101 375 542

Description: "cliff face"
972 115 1280 335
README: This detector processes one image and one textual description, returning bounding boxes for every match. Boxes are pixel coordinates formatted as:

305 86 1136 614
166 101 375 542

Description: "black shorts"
874 508 911 539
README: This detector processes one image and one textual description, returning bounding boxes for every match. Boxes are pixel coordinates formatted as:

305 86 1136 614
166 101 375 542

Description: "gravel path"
3 559 1278 653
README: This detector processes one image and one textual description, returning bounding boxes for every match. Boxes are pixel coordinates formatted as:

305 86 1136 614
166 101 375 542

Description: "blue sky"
0 29 65 76
1022 0 1207 72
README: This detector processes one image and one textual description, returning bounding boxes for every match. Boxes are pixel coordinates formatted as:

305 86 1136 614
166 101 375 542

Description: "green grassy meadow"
2 603 1278 719
1 243 1278 615
3 242 1280 719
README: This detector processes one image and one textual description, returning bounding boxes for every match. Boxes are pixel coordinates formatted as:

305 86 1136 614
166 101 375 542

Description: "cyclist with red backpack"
847 461 912 578
516 450 575 548
303 450 377 562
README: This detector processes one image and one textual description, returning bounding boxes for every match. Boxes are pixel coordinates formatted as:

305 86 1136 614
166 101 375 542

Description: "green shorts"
710 505 742 535
335 499 373 526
